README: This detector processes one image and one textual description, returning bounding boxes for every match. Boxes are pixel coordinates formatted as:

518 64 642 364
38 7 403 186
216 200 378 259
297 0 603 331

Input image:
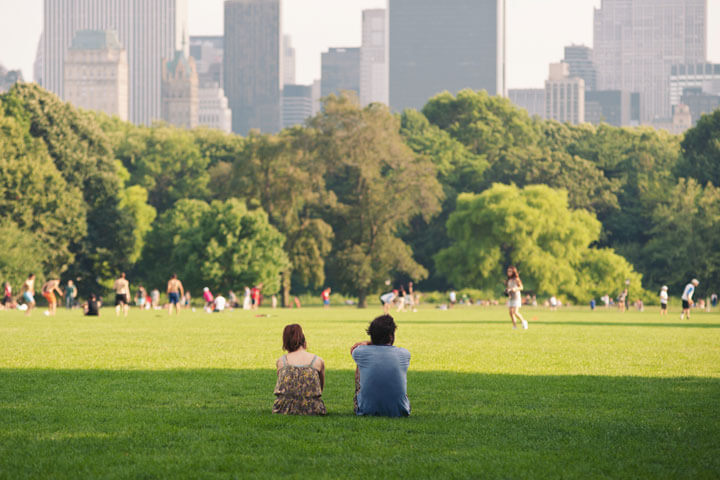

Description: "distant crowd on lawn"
2 268 716 324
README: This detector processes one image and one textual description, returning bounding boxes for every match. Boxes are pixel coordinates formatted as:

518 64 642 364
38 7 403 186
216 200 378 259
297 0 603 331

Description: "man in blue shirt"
350 315 411 417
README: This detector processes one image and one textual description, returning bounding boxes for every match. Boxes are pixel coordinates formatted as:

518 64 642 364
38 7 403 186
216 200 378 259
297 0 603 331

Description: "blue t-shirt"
352 344 411 417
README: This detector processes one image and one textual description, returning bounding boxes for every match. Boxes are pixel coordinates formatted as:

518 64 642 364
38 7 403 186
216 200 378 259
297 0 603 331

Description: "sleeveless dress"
272 355 326 415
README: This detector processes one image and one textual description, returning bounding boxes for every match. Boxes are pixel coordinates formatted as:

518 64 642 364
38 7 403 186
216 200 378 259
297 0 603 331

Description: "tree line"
1 83 718 306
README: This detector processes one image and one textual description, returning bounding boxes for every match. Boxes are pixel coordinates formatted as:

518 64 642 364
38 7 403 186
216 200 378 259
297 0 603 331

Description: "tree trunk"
281 270 292 308
357 291 368 308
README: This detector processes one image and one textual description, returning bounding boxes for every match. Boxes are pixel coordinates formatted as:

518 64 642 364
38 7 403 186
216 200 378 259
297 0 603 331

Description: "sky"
0 0 719 89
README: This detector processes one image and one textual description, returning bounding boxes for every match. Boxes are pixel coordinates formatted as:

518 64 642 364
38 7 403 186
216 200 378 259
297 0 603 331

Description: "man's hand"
350 341 371 355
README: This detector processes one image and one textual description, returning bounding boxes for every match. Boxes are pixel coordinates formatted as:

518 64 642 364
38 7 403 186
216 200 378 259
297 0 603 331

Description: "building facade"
563 45 596 91
360 9 388 106
64 30 128 120
224 0 281 135
669 62 720 109
508 89 545 118
585 90 639 127
321 47 361 99
593 0 706 123
389 0 506 111
162 51 198 129
198 84 232 133
545 63 585 125
680 87 720 125
43 0 188 125
282 84 313 129
190 36 224 87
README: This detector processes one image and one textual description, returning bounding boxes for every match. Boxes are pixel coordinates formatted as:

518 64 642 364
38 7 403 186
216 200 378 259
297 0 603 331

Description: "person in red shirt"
251 284 263 309
321 287 331 308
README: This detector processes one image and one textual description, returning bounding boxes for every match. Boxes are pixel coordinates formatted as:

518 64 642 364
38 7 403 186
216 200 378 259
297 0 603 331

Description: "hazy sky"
1 0 719 89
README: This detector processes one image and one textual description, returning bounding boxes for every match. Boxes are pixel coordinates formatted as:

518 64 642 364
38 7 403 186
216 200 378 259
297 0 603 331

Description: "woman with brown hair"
506 266 528 330
272 324 326 415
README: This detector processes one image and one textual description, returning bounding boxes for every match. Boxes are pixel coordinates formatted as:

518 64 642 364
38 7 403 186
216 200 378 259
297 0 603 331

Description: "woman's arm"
350 340 370 355
318 359 325 391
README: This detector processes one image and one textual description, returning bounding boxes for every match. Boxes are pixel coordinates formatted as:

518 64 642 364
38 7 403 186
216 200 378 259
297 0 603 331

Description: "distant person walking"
65 280 77 309
41 278 63 316
114 273 130 317
505 266 528 329
21 273 36 315
681 278 699 320
167 274 185 315
659 286 668 316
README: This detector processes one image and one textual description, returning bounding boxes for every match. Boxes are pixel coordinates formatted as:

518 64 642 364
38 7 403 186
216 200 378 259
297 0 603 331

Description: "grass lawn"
1 304 719 479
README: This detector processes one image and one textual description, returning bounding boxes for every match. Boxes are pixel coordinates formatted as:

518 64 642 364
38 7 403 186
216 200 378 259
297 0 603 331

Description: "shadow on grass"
1 369 719 479
371 320 720 329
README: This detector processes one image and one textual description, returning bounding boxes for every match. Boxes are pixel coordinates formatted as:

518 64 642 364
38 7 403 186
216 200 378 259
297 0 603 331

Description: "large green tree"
435 184 643 303
139 199 289 295
1 84 140 288
311 94 443 307
230 129 334 305
0 94 87 275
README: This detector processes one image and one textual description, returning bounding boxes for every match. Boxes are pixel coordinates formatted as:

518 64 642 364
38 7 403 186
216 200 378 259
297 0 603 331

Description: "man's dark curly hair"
367 315 397 345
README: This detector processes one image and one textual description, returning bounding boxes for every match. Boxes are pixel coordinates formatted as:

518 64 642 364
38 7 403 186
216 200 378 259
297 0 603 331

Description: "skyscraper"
64 30 128 121
321 48 361 99
563 45 596 91
190 36 224 87
545 63 585 125
593 0 706 122
43 0 188 125
224 0 281 135
283 35 296 87
360 9 388 106
389 0 506 111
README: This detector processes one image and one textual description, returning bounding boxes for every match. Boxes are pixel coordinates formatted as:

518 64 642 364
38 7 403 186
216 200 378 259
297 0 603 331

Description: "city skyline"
3 0 719 91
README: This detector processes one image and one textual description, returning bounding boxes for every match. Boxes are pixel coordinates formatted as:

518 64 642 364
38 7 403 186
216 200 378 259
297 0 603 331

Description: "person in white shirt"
214 295 226 312
659 286 668 316
505 266 528 329
379 290 397 314
681 279 699 320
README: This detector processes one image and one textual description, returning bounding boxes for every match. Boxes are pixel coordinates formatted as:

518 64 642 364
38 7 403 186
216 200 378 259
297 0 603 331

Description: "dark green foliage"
311 94 443 306
139 198 288 295
642 179 720 293
0 221 44 287
676 109 720 186
1 84 138 288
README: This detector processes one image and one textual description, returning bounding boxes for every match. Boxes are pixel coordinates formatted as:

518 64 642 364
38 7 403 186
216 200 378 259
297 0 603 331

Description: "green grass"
1 305 719 479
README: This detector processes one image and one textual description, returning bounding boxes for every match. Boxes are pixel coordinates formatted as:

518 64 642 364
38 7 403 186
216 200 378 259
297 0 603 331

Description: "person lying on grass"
272 324 326 415
351 315 411 417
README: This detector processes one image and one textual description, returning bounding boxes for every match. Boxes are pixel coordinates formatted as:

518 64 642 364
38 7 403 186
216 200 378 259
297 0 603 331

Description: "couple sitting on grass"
272 315 411 417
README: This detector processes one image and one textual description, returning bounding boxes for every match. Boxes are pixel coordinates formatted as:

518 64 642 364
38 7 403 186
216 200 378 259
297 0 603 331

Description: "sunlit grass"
1 305 719 478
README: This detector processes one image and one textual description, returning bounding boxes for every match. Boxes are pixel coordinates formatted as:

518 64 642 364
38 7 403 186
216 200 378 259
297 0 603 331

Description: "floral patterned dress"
272 355 326 415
